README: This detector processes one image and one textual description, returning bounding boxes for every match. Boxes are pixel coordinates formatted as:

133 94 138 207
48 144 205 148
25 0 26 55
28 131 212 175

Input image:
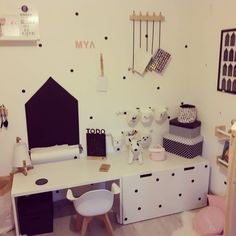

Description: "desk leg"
11 195 20 236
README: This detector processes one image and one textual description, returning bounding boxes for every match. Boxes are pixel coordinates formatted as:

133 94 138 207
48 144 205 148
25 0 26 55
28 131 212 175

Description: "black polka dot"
171 173 175 176
104 36 108 40
138 207 141 210
75 12 79 16
70 69 74 73
89 116 93 120
145 34 148 38
124 218 128 221
123 76 126 80
158 204 162 208
22 89 26 93
157 86 160 90
134 189 138 193
178 193 182 197
38 43 42 47
185 45 188 48
156 178 159 182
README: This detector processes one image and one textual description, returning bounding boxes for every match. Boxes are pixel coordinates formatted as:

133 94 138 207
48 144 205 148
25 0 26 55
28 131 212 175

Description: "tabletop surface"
11 152 209 197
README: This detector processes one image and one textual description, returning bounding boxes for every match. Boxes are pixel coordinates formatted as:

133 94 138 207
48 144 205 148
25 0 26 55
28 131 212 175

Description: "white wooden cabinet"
122 158 209 224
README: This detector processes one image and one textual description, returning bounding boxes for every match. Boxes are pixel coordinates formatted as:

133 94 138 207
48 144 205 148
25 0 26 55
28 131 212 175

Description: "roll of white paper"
30 145 80 164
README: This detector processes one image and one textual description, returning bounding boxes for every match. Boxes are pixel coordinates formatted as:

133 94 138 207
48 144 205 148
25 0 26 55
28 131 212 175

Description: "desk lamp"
13 137 33 176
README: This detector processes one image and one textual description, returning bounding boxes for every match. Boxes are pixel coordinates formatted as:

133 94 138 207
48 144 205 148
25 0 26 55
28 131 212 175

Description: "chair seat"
73 189 114 217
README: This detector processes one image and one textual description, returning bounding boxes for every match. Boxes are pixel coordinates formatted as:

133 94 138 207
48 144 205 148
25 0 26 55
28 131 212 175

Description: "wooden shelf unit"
215 125 230 168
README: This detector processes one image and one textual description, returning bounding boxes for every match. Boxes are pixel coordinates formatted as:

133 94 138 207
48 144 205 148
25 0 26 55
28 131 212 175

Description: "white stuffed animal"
141 107 154 126
155 107 168 123
139 133 152 149
121 129 139 146
128 138 143 164
111 134 125 152
126 109 140 127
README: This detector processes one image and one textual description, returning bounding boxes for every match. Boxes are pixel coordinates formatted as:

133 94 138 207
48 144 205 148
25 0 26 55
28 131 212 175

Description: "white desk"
11 152 210 235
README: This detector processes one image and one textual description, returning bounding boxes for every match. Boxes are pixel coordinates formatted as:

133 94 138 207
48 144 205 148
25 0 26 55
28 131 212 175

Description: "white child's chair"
66 183 120 236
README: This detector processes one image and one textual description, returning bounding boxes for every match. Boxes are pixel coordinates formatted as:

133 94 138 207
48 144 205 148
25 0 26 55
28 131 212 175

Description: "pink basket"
149 145 166 161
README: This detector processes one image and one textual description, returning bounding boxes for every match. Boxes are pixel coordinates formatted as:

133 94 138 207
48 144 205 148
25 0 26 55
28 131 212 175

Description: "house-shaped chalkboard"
25 77 80 149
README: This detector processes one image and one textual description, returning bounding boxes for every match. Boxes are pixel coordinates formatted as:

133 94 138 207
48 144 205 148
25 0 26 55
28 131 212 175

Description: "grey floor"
2 200 183 236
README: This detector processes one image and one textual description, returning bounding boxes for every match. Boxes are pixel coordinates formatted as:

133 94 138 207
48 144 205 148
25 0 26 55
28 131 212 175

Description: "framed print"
217 28 236 94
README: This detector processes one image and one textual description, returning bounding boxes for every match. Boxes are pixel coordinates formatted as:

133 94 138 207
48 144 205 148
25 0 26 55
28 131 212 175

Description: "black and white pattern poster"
217 28 236 94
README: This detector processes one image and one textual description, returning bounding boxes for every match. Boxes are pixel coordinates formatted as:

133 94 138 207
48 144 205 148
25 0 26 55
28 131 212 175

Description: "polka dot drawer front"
121 162 209 224
163 133 203 159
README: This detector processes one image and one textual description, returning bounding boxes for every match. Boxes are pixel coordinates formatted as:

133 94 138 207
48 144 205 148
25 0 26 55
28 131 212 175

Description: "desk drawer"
17 192 53 235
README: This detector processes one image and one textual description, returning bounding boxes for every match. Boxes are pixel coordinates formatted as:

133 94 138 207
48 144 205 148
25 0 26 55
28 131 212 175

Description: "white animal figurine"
128 138 143 165
139 133 152 149
111 134 125 152
121 129 139 146
155 107 168 123
141 107 154 126
126 109 140 127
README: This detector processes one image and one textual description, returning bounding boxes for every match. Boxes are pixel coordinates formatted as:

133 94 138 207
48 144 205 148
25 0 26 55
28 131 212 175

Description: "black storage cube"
17 192 53 235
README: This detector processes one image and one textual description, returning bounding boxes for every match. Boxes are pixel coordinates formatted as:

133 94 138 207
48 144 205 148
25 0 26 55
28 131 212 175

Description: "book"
221 140 229 163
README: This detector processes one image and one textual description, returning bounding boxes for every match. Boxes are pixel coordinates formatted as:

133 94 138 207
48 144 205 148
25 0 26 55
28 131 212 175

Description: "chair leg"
100 213 115 236
81 216 92 236
76 214 83 231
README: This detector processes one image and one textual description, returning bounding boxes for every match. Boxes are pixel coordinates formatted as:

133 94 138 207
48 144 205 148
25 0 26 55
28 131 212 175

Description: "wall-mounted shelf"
215 125 230 141
215 125 230 168
217 155 229 167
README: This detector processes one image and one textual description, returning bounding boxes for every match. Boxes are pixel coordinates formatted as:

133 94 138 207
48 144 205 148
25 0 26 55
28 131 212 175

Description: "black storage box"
17 192 53 235
163 133 203 158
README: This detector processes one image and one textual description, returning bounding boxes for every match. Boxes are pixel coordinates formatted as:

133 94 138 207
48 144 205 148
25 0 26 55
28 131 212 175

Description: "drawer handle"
140 173 152 178
184 166 195 171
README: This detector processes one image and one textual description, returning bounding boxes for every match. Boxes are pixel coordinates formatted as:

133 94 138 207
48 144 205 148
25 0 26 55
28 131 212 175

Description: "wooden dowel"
130 12 165 22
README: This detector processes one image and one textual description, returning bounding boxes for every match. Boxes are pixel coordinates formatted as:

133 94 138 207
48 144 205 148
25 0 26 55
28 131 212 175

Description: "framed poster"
0 4 39 41
217 28 236 94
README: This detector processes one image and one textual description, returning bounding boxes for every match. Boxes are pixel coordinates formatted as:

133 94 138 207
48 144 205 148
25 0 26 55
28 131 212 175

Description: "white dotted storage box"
163 133 203 158
169 118 201 139
177 104 197 123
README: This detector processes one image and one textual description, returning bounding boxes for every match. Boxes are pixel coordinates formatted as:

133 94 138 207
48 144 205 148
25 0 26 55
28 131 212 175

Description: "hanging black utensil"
3 106 8 127
0 114 3 128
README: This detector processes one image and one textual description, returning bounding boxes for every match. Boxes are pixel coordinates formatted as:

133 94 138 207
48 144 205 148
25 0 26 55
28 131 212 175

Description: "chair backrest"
78 189 114 204
66 189 78 201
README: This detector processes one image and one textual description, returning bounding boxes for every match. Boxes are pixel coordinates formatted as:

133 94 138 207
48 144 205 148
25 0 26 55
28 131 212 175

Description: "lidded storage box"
163 113 203 159
177 104 197 123
163 133 203 158
169 118 201 138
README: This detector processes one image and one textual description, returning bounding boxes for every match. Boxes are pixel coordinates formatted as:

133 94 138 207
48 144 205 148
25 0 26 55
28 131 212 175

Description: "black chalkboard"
25 77 79 149
86 128 106 157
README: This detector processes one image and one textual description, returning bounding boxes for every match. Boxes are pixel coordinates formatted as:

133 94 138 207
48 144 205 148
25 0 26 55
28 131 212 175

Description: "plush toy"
155 107 168 123
110 134 125 152
125 109 140 127
192 194 225 235
139 133 152 149
141 107 154 126
128 138 143 164
121 129 139 146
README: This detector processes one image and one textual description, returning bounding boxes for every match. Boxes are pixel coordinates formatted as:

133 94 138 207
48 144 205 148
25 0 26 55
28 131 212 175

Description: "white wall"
0 0 234 195
184 0 236 195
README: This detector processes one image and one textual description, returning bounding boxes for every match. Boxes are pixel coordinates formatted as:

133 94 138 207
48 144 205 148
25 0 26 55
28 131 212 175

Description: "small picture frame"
221 140 230 163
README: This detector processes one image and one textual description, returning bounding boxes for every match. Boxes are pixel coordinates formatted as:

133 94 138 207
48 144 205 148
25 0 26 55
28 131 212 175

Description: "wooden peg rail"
130 11 165 22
